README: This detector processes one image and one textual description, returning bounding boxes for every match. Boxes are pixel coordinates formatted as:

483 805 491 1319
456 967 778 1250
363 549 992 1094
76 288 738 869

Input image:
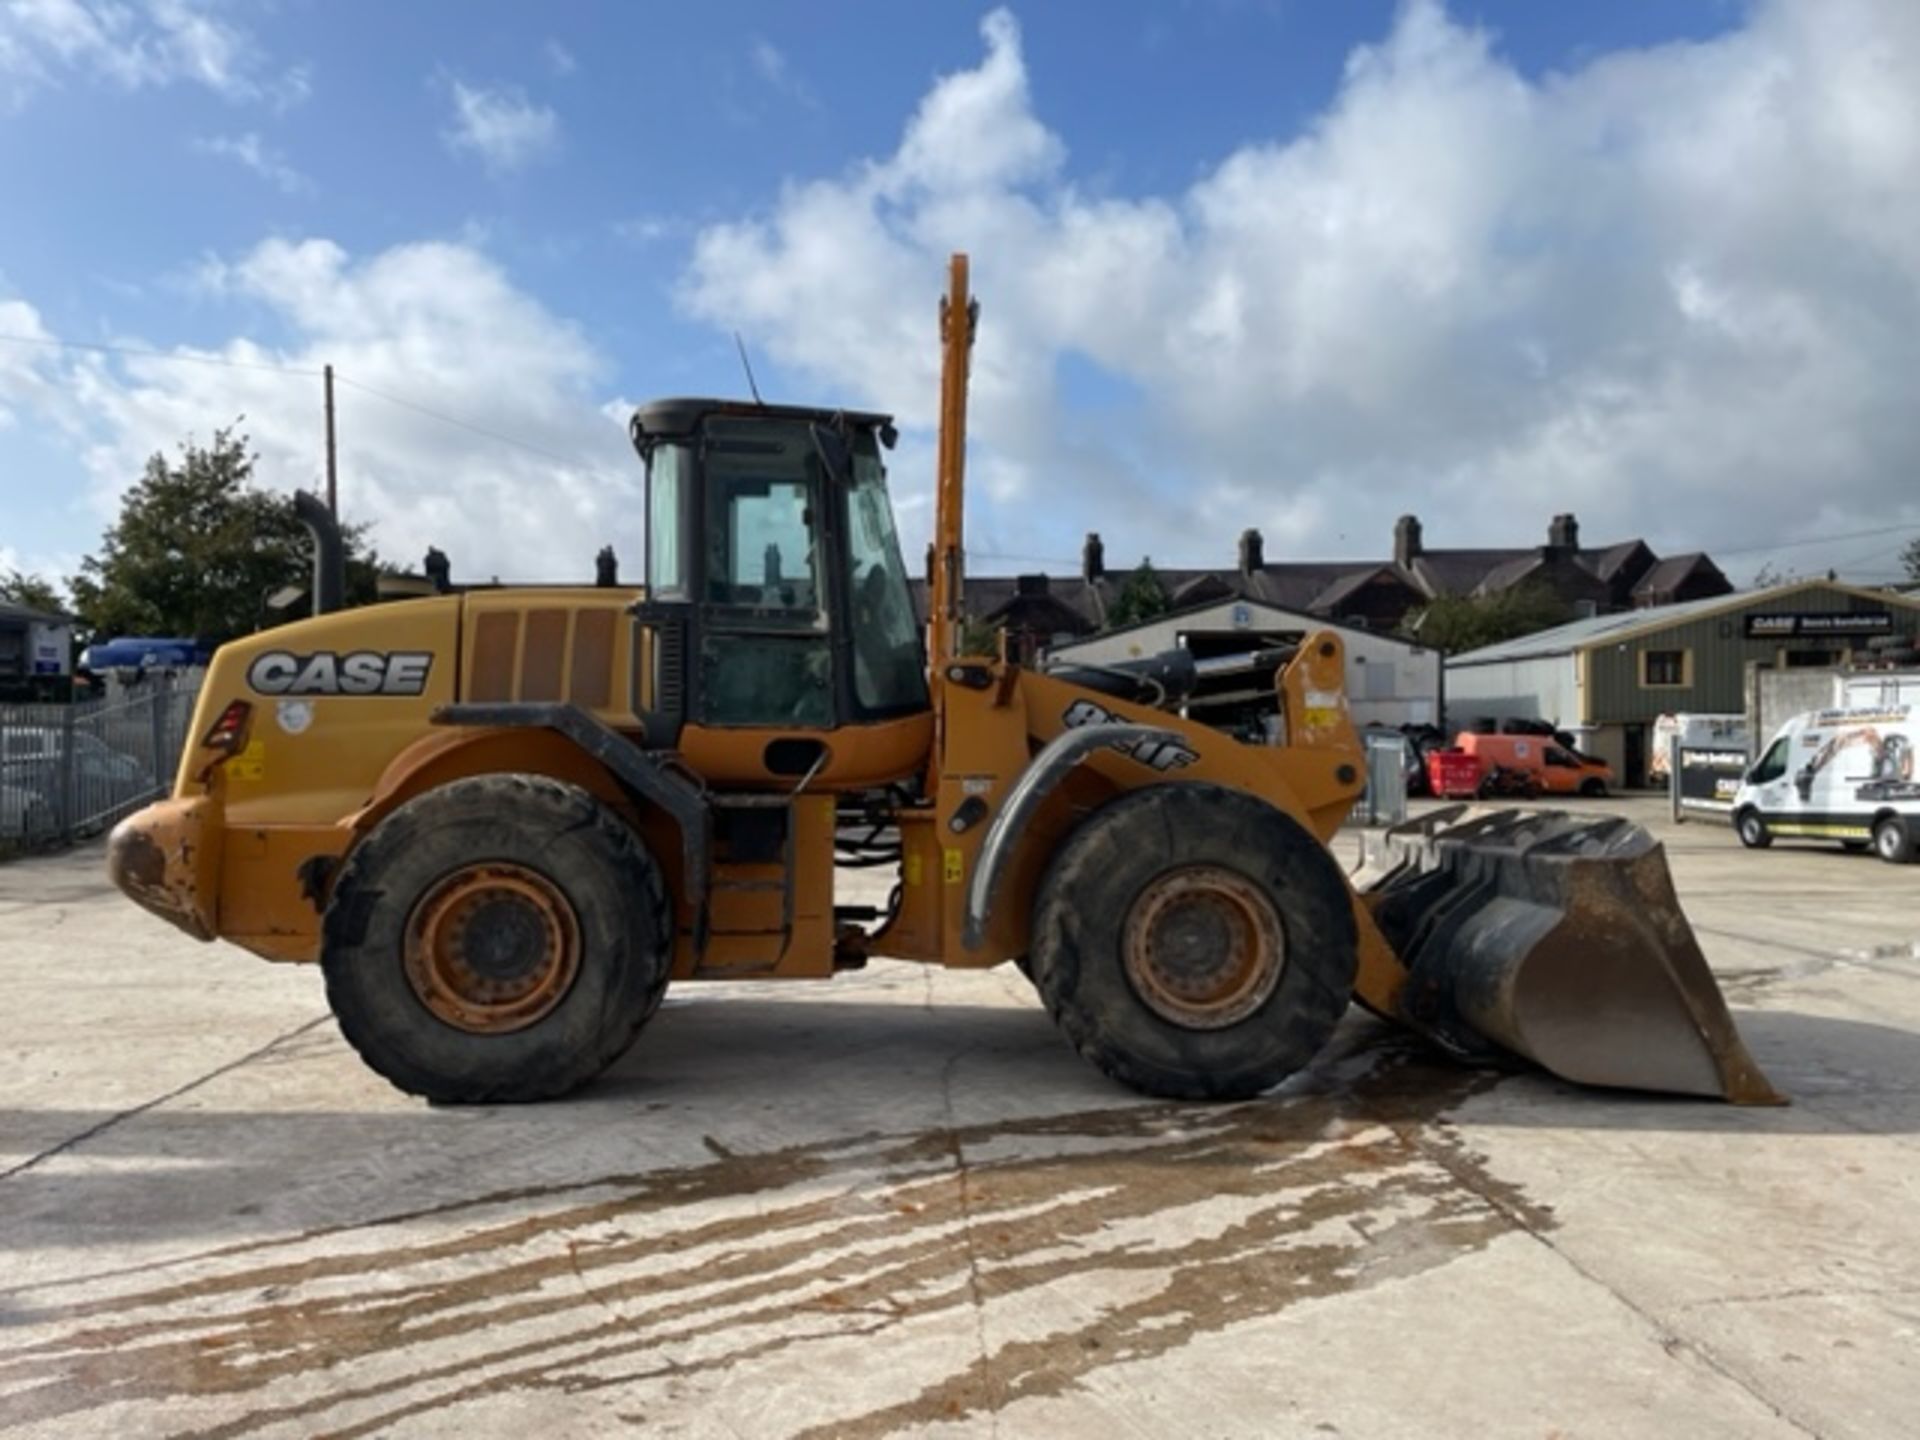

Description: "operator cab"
629 399 929 750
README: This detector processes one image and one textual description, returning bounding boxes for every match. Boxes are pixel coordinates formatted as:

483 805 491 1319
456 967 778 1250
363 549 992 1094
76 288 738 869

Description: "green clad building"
1444 581 1920 787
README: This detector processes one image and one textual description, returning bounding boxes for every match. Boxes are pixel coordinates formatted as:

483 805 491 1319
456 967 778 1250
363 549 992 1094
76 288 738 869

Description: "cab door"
1742 733 1795 819
695 421 836 733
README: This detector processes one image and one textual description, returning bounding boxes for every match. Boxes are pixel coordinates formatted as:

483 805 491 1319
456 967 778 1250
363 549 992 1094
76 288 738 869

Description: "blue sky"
4 0 1917 591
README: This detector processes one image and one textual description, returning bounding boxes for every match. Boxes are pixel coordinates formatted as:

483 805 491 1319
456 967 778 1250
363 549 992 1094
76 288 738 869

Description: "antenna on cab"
733 331 765 406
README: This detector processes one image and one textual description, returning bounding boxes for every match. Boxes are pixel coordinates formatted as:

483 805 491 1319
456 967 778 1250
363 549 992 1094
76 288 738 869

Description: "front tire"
1028 785 1358 1101
322 775 672 1103
1736 808 1772 850
1873 815 1916 865
1579 778 1607 798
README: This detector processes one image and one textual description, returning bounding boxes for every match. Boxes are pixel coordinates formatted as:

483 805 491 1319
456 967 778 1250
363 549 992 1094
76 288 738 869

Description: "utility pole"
323 363 338 517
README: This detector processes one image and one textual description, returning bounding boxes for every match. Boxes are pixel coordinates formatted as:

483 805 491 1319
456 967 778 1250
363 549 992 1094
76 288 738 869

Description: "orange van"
1455 732 1614 797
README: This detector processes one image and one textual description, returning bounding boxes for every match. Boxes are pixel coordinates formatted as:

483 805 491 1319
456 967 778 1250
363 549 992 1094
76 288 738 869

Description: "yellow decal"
230 739 267 783
943 848 964 884
905 852 923 887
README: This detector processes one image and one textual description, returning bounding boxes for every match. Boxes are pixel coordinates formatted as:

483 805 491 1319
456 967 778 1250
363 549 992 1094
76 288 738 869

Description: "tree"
1404 583 1575 657
1104 558 1170 630
1901 537 1920 583
0 570 64 615
66 426 383 645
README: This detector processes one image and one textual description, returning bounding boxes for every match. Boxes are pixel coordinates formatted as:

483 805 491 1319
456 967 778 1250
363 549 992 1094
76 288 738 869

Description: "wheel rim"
1122 865 1286 1030
1878 824 1899 859
404 862 582 1034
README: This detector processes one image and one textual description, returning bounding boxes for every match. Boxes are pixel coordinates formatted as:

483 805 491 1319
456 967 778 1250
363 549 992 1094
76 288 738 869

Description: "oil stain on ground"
0 1040 1541 1438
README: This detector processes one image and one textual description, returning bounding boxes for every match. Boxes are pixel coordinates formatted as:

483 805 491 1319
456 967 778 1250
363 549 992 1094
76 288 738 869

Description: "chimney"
1082 532 1105 582
1016 573 1050 598
1548 513 1580 553
1393 514 1423 570
1238 527 1265 576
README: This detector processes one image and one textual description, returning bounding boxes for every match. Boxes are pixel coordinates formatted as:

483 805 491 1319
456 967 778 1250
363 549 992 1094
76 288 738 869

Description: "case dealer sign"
1744 612 1893 639
247 650 433 696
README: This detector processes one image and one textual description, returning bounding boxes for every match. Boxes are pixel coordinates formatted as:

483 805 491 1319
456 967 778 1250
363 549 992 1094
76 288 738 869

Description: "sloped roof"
1633 551 1721 596
1309 564 1408 612
1471 555 1548 596
1048 593 1431 654
1449 580 1920 665
0 599 72 625
1589 540 1652 582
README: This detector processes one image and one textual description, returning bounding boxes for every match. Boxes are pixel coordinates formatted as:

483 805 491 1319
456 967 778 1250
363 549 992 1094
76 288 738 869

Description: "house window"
1641 648 1689 687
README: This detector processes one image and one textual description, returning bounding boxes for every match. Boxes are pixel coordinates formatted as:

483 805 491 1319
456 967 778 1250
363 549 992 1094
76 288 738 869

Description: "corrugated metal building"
1045 596 1443 731
1445 581 1920 785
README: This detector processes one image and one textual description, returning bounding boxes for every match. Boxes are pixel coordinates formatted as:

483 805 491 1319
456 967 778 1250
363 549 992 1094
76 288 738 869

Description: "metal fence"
0 674 201 859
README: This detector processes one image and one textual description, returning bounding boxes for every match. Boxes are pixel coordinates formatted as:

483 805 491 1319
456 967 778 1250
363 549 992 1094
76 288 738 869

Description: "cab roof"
631 397 894 439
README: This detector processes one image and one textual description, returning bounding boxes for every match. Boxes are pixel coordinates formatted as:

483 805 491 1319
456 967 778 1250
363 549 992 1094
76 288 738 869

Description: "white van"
1733 705 1919 864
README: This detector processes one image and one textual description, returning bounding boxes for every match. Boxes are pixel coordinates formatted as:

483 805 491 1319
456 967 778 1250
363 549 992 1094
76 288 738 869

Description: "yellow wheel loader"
108 255 1781 1108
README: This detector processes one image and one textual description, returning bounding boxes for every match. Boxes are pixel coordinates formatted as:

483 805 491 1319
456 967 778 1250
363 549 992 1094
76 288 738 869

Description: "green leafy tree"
0 570 64 615
66 426 384 645
1404 583 1575 656
1104 558 1170 630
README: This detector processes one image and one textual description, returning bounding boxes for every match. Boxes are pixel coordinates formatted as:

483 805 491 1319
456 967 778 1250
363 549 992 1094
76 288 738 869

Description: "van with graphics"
1733 705 1920 863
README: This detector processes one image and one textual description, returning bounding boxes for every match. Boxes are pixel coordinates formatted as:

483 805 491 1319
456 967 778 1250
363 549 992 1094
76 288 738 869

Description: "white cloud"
611 216 674 246
0 0 307 108
749 37 814 109
194 131 310 194
7 240 638 583
683 1 1920 582
543 38 576 78
442 78 560 175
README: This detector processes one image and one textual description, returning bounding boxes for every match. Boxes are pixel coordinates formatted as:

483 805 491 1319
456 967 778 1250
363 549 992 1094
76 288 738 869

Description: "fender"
961 722 1184 951
432 702 710 907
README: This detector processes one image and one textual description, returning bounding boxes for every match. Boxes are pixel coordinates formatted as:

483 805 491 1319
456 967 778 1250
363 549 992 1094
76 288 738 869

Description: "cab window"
645 442 687 594
844 443 929 716
697 420 833 728
1748 737 1789 784
1545 747 1579 768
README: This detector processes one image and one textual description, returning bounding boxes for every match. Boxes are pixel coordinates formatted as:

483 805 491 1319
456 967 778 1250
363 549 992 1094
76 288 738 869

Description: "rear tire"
1028 784 1357 1101
1736 808 1772 850
322 775 672 1103
1874 815 1916 865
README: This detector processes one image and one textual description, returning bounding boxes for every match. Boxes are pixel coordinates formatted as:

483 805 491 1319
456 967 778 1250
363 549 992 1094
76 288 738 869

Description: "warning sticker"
230 739 267 783
943 848 964 884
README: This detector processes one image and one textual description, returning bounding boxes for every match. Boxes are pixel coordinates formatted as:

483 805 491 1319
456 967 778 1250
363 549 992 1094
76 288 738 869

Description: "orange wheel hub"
1123 865 1286 1030
403 863 581 1035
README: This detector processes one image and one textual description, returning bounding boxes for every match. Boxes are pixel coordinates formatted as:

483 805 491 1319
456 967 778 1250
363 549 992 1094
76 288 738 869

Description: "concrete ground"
1 795 1916 1439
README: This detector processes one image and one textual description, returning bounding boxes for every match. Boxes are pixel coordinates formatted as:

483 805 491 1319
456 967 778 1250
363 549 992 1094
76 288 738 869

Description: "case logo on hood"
246 650 433 697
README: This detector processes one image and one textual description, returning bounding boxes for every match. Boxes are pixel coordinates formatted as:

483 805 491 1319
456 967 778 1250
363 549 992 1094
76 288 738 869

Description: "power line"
0 331 321 377
0 327 630 482
5 328 1919 562
1713 522 1920 559
332 374 627 479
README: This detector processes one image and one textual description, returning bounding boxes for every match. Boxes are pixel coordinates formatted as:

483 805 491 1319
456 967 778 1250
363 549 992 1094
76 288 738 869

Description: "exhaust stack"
294 489 345 616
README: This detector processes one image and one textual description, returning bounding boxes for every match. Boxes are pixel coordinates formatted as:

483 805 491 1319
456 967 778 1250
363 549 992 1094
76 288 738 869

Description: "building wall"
1585 588 1920 724
1441 655 1578 731
1047 600 1442 730
1747 666 1845 754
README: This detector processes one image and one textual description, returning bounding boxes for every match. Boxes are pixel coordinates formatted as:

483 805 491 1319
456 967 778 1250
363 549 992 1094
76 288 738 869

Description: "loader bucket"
1356 806 1784 1105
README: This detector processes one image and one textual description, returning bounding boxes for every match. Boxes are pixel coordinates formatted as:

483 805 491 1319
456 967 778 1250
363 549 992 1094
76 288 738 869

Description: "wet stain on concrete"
0 1040 1541 1438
